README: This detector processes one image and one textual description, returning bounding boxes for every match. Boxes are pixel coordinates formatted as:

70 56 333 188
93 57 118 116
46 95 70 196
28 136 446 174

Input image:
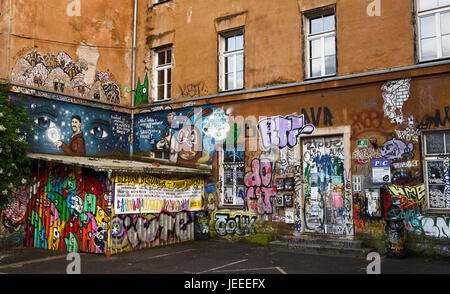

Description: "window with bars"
154 47 172 101
423 130 450 210
417 0 450 61
219 29 244 91
305 13 336 78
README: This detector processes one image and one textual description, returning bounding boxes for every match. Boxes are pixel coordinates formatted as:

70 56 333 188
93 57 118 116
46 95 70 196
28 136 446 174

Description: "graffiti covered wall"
1 185 31 247
110 210 194 252
25 161 111 254
349 76 450 256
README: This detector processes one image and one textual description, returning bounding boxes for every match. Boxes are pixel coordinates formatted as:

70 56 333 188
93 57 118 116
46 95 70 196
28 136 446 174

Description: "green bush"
0 84 34 211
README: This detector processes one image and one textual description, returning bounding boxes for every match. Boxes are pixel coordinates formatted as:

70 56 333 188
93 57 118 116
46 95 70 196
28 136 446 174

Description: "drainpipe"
130 0 138 160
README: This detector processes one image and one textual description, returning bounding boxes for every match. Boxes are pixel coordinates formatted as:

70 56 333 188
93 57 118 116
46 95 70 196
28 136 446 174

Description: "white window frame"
416 0 450 61
422 129 450 212
219 29 244 92
305 13 336 79
153 46 172 102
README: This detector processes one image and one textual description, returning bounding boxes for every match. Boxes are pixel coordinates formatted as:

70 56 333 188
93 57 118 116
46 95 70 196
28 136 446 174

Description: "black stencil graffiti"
301 107 334 127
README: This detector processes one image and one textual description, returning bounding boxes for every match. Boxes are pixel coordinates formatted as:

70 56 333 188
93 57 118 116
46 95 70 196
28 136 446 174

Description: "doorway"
301 135 348 235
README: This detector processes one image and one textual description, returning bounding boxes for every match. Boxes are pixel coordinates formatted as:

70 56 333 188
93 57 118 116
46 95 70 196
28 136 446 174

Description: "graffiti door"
302 135 347 235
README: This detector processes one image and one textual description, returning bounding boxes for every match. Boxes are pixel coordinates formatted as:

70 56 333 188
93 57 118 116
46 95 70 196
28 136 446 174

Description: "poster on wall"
372 159 391 184
114 173 203 214
365 188 382 217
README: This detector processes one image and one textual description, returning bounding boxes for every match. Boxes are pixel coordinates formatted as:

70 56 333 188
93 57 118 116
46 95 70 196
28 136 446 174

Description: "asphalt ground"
0 239 449 291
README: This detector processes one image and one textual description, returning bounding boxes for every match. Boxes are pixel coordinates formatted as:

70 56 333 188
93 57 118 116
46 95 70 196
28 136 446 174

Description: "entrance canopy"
27 153 212 176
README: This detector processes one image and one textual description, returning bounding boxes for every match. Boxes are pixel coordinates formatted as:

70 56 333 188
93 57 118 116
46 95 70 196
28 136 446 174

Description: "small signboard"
357 139 369 148
372 159 391 184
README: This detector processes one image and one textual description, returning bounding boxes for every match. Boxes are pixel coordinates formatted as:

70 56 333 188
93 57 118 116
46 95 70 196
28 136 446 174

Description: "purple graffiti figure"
380 138 414 159
258 114 315 149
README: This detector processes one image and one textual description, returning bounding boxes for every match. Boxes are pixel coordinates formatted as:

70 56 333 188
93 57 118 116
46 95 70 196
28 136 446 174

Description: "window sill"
304 74 337 81
153 98 171 103
417 56 450 64
152 0 171 7
218 87 245 94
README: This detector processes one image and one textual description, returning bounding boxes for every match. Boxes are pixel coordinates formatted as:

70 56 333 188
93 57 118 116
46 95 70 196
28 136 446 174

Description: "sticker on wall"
357 139 369 148
285 210 294 224
372 159 391 184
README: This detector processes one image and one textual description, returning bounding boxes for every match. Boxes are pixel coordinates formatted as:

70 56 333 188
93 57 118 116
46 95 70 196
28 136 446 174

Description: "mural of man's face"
72 118 81 133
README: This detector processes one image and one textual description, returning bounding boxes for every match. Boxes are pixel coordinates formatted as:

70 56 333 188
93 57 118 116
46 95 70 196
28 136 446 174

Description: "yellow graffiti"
95 206 110 229
387 184 426 204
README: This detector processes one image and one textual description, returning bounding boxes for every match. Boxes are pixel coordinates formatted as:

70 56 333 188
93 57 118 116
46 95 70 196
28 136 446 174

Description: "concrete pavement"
1 239 450 275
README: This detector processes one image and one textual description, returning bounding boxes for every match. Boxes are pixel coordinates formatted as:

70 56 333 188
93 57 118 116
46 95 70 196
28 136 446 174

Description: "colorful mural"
134 106 230 165
25 162 110 254
11 94 131 156
11 49 121 104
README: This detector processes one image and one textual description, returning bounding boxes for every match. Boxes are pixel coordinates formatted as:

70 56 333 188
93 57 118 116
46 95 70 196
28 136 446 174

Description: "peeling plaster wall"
6 0 134 107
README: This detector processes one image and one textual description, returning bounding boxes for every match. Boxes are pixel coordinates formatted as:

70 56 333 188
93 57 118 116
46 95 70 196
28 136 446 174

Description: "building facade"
1 0 450 257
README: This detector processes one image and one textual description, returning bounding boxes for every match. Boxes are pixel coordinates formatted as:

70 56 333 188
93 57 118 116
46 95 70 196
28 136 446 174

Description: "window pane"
236 53 244 71
446 131 450 153
158 51 166 66
429 185 446 208
310 39 321 58
310 58 322 77
235 34 244 50
226 36 235 52
420 15 436 39
310 17 322 34
421 38 438 59
427 161 445 184
225 73 234 90
439 0 450 7
225 56 234 74
325 56 336 75
166 50 172 64
236 71 243 89
324 36 335 56
426 132 445 154
442 12 450 35
323 14 335 31
443 35 450 56
157 85 165 100
167 68 171 83
166 83 171 99
419 0 438 11
157 70 164 85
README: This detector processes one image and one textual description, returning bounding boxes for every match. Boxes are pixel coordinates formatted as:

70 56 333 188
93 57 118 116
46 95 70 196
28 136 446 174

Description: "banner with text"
114 173 203 214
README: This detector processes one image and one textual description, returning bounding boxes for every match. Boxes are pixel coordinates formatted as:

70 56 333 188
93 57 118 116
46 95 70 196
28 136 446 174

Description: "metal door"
302 135 347 235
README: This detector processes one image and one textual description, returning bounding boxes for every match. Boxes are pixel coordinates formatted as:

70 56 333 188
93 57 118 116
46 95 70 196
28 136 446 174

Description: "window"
219 124 245 206
219 29 244 91
153 47 172 101
417 0 450 61
423 130 450 210
305 13 336 78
